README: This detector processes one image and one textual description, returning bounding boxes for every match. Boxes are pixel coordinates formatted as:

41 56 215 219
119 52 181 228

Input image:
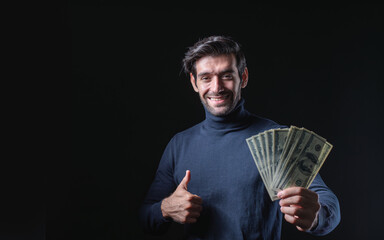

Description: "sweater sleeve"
139 137 178 235
307 174 341 236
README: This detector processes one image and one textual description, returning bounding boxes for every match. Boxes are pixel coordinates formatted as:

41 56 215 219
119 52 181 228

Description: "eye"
222 74 233 79
201 76 210 81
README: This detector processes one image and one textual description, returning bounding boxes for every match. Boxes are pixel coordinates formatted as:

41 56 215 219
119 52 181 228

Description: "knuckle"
292 208 300 216
297 187 305 195
284 214 294 224
186 195 194 201
295 196 304 204
184 203 193 209
279 206 285 213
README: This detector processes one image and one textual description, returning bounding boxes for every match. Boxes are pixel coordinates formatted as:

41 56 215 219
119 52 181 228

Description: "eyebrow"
197 69 235 78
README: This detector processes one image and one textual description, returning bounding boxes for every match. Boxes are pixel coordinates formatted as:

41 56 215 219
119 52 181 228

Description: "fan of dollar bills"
246 126 333 201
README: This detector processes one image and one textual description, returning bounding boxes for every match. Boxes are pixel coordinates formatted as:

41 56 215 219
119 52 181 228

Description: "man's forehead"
195 54 237 73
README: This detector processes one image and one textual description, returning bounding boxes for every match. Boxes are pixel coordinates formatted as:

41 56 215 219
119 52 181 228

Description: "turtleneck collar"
202 98 251 132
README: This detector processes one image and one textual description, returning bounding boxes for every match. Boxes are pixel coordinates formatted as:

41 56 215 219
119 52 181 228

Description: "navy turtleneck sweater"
140 99 340 239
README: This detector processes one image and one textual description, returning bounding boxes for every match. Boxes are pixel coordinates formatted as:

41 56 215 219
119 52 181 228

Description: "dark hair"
182 36 247 80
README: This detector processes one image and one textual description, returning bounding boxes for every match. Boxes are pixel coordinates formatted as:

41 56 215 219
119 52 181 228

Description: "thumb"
178 170 191 190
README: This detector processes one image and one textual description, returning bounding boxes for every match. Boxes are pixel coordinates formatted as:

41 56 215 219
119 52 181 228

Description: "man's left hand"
278 187 320 232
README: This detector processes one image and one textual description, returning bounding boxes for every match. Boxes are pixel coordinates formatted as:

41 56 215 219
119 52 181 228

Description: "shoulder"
167 122 203 145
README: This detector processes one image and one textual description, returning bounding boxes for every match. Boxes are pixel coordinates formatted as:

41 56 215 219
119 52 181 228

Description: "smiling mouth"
207 95 229 102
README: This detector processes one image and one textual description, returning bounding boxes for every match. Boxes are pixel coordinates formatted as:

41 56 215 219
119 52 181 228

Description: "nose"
211 76 224 93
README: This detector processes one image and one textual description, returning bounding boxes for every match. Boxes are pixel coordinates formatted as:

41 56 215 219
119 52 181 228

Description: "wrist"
161 197 170 219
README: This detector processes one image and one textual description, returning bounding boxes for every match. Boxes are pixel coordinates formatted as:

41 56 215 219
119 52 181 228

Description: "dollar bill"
277 129 322 189
272 127 306 190
272 128 289 179
265 129 274 185
246 126 333 201
305 140 333 188
274 126 302 177
274 128 315 190
246 136 275 200
253 134 269 185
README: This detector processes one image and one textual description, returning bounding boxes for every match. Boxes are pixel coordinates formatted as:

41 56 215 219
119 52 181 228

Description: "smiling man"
190 54 248 117
139 36 340 239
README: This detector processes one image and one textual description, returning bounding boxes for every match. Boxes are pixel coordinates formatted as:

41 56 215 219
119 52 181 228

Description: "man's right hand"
161 170 203 224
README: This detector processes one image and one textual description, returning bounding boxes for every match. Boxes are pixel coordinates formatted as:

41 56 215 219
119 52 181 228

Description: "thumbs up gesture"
161 170 203 224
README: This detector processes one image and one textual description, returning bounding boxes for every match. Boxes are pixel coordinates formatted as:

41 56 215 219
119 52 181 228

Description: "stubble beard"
201 90 241 117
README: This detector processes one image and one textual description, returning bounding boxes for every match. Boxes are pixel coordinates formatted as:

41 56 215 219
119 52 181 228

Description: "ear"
241 67 249 88
190 73 199 92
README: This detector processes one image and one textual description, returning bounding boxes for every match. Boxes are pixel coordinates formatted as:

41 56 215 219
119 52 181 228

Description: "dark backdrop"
19 3 384 240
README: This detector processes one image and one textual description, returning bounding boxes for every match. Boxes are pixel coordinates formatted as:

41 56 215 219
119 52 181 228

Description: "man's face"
190 54 248 116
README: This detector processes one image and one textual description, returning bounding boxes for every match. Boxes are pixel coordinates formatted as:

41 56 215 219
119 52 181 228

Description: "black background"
7 2 383 240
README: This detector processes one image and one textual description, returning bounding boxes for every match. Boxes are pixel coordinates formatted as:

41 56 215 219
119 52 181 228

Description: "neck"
203 98 250 131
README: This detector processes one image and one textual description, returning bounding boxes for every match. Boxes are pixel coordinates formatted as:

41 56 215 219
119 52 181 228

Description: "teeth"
209 95 228 101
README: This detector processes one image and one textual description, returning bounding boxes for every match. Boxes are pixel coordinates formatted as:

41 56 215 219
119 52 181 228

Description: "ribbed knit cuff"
152 200 172 224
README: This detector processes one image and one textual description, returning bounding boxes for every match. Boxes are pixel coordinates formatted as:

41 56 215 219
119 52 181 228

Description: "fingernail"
277 192 283 198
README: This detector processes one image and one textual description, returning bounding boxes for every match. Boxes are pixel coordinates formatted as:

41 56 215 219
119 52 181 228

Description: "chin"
201 96 237 116
208 106 233 117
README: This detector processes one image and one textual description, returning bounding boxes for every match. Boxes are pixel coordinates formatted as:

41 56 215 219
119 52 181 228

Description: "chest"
173 134 262 199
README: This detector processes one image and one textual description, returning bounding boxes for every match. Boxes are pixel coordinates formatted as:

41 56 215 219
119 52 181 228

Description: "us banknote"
246 126 333 201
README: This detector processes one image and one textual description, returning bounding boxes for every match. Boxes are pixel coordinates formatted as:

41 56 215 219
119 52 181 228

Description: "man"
139 36 340 239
